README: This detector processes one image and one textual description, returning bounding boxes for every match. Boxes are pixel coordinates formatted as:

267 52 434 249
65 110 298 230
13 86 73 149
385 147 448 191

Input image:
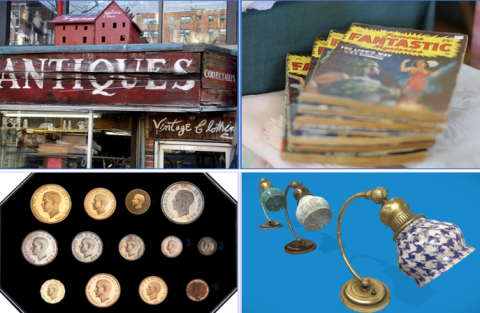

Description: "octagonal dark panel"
0 173 237 313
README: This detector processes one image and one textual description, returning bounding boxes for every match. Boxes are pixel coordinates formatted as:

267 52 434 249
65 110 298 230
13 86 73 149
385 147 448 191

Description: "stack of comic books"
282 23 468 166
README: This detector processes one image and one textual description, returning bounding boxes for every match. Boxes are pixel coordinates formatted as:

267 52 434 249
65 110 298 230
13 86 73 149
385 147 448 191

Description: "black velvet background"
0 173 237 313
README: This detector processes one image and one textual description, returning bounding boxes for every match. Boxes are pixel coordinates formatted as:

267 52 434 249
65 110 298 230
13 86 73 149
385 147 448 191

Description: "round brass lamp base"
259 221 283 230
284 239 316 255
340 277 390 313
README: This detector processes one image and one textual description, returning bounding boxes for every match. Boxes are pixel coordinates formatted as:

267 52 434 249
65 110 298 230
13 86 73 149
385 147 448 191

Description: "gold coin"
40 279 65 304
125 189 151 215
186 279 209 302
161 236 183 258
138 276 168 305
72 231 103 263
119 234 145 261
84 188 116 220
198 237 217 256
30 184 71 224
161 182 204 225
21 230 58 266
85 273 121 308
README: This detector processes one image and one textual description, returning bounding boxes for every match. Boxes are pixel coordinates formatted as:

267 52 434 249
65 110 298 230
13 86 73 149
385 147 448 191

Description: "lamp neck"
292 184 313 203
260 178 274 192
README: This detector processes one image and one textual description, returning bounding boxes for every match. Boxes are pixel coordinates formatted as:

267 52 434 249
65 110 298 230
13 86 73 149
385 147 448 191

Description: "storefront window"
163 1 227 44
0 111 89 168
9 1 57 46
91 114 132 168
0 111 132 168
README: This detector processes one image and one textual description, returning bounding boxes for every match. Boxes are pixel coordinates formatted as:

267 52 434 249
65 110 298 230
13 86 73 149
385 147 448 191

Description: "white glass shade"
296 195 332 231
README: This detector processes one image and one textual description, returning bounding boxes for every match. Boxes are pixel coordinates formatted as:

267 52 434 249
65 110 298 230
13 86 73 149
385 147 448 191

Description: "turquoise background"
242 173 480 312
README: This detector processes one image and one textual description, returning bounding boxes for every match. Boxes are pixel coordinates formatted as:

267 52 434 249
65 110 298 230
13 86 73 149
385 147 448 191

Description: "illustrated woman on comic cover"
400 59 444 104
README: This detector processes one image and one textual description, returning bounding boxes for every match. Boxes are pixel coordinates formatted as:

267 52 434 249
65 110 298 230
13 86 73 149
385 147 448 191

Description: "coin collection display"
22 182 217 307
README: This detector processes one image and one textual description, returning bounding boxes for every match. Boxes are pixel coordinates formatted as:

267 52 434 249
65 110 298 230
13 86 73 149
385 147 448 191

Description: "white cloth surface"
242 1 276 12
242 64 480 168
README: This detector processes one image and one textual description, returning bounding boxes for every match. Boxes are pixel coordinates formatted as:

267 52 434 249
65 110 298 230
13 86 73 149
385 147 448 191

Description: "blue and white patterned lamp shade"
396 218 475 288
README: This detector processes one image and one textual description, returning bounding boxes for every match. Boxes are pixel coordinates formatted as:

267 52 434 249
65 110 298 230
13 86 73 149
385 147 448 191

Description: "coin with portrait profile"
125 189 151 215
119 234 145 261
72 231 103 263
186 279 209 302
84 188 116 220
22 230 58 266
161 182 204 225
161 236 183 258
31 184 71 224
198 237 217 256
139 276 168 305
40 279 65 304
85 273 121 308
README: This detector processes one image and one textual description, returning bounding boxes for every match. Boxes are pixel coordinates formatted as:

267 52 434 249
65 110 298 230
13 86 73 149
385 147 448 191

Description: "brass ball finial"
260 178 273 191
371 187 388 204
290 180 301 189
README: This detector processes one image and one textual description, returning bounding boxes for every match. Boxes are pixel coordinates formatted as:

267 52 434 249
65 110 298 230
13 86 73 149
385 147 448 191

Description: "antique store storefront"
0 43 237 168
0 1 237 169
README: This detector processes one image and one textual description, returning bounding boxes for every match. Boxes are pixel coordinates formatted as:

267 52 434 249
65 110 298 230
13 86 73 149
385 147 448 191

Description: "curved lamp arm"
284 183 300 241
337 191 370 286
259 179 272 223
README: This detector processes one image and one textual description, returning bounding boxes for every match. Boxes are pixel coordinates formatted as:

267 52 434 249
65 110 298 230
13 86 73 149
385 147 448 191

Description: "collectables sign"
0 51 214 107
148 113 235 142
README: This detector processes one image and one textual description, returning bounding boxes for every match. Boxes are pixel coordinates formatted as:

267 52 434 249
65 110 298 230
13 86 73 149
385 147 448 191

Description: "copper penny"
125 189 151 215
119 234 145 261
40 279 65 304
85 273 121 308
161 182 204 225
161 236 183 258
139 276 168 305
22 230 58 266
198 237 217 256
72 231 103 263
186 279 209 302
30 184 71 224
84 188 116 220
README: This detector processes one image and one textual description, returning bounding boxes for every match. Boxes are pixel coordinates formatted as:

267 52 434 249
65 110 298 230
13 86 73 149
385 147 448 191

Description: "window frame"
155 140 231 168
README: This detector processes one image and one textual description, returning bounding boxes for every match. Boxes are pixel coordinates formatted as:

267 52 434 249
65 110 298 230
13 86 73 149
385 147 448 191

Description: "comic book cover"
302 23 468 123
305 37 327 85
281 53 311 156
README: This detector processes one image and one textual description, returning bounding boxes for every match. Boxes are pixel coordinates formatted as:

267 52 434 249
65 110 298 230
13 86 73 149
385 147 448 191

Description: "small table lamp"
258 178 285 230
283 180 332 255
337 187 474 312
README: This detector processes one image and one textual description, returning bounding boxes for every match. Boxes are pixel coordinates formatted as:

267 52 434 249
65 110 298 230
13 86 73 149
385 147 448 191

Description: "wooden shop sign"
149 114 235 142
0 45 237 107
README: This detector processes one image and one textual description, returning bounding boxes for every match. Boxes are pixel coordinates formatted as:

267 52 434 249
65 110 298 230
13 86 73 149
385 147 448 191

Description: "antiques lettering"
0 57 196 96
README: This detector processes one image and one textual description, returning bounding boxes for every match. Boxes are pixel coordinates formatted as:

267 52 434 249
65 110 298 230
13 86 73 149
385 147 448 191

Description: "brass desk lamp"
258 178 285 230
337 187 474 312
283 180 332 255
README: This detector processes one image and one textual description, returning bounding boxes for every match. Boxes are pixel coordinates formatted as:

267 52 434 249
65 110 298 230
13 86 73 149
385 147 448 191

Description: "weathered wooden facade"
0 43 237 168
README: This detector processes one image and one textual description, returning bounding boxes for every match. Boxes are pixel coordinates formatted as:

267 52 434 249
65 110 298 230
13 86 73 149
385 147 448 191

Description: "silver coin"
161 236 183 258
22 230 58 266
72 231 103 263
119 234 145 261
161 182 205 225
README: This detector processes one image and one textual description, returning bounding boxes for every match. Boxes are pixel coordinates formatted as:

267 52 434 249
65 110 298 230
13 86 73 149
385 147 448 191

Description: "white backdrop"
0 172 238 313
